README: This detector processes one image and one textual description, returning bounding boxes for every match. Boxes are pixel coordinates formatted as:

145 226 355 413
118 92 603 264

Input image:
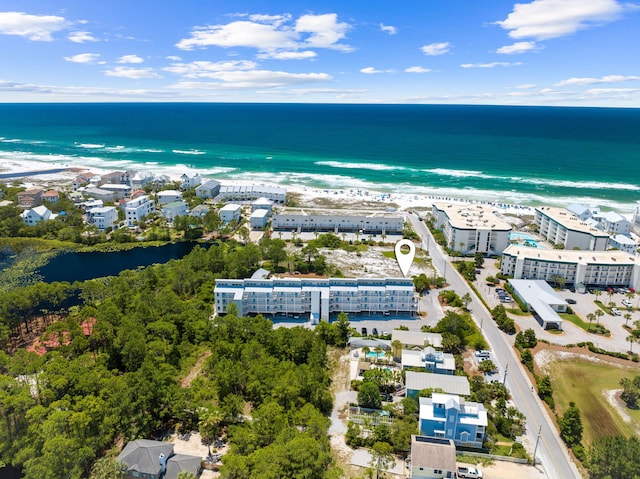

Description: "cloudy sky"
1 0 639 105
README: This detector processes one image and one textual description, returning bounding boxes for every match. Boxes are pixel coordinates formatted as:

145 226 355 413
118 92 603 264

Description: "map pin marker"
395 239 416 277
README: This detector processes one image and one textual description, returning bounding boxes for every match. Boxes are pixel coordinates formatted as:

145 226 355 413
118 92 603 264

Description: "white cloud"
497 41 538 54
496 0 628 41
176 12 351 53
68 31 98 43
163 60 257 78
421 42 450 56
256 50 317 60
404 66 431 73
380 23 397 35
166 55 182 61
555 74 640 86
0 79 174 98
104 66 161 79
0 11 68 41
63 53 103 64
461 62 522 68
516 83 537 89
586 87 640 95
169 70 332 90
360 67 394 74
118 55 144 64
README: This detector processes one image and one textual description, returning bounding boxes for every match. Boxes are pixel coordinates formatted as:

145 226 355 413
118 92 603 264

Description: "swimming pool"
509 232 544 248
366 352 386 359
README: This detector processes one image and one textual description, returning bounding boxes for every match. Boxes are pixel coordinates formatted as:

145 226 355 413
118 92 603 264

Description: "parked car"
611 307 621 316
622 299 632 308
567 298 577 304
372 328 379 336
475 350 491 358
361 327 368 336
458 466 483 478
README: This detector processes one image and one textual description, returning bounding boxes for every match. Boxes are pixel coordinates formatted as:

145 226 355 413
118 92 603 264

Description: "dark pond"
37 241 202 283
0 466 24 479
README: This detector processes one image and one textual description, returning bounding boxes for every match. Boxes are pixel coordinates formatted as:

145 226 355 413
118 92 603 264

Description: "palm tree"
384 349 393 364
627 334 636 353
624 313 632 326
586 313 595 332
593 289 602 303
594 309 604 325
391 339 403 359
198 407 223 457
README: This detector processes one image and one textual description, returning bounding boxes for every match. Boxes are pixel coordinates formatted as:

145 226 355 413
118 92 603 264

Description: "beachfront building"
535 206 609 250
161 201 188 223
213 277 417 321
100 170 134 186
217 184 286 203
180 172 202 189
392 330 443 349
251 197 274 213
130 171 154 190
196 179 221 199
595 210 632 236
87 206 118 230
419 393 487 449
409 435 457 479
405 371 470 398
17 187 44 208
220 203 242 223
566 203 593 222
431 202 512 255
609 234 638 255
402 347 455 375
500 244 640 290
272 212 403 235
20 205 57 225
73 171 100 190
250 209 269 230
124 195 156 227
508 279 567 330
157 189 182 205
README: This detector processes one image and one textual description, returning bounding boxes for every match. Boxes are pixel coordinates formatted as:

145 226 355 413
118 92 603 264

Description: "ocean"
1 103 639 212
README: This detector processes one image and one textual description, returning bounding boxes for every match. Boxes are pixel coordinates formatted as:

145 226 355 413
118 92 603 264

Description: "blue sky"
1 0 639 105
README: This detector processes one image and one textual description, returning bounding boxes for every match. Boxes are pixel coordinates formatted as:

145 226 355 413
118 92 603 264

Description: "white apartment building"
500 244 640 290
214 277 417 321
220 204 241 223
432 202 512 255
609 234 638 255
217 185 286 203
595 210 632 236
87 206 118 230
272 212 403 234
161 201 188 222
124 195 155 227
157 190 183 205
535 206 609 250
249 209 269 230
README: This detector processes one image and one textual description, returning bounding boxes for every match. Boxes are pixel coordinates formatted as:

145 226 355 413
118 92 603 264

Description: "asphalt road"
406 213 582 479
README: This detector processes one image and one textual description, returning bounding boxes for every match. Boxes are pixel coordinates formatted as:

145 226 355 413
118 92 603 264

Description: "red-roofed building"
42 189 60 204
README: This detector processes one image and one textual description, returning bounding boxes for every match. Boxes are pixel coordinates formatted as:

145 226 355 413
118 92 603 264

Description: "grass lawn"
549 357 640 445
559 313 610 336
506 308 531 317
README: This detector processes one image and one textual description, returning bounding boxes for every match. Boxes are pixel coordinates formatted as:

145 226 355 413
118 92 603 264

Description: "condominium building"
87 206 118 230
124 195 155 227
431 202 512 255
500 244 640 289
217 184 286 203
272 212 403 234
535 206 609 250
220 204 241 223
214 277 417 321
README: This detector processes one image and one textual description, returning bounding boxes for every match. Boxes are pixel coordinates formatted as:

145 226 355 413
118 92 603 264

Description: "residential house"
419 393 487 449
609 234 638 255
42 189 60 204
72 171 99 190
181 172 202 189
157 189 183 205
220 204 241 223
21 205 57 225
189 204 210 219
409 435 457 479
100 170 133 186
87 206 119 230
124 195 156 227
100 184 131 200
130 171 154 190
17 187 43 207
196 179 221 199
566 203 593 222
251 197 274 213
250 209 269 230
117 439 201 479
392 330 442 350
595 210 632 236
402 347 455 375
83 187 116 203
405 371 470 398
162 201 188 223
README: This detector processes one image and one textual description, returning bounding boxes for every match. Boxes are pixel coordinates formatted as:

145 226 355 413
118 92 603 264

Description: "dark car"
361 327 368 336
372 328 379 336
567 298 577 304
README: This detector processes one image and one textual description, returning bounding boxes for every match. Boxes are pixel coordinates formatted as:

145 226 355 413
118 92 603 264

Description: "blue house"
419 393 487 449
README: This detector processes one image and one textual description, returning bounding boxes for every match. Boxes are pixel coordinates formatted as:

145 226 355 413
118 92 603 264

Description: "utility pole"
532 425 542 465
502 363 509 386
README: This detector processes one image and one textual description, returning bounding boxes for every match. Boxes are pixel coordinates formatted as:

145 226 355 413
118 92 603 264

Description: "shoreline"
0 157 636 218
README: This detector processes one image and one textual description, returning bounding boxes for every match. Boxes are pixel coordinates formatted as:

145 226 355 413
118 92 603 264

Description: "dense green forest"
0 239 346 479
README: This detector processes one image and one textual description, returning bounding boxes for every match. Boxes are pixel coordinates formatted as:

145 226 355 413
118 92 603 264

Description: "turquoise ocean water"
1 103 639 212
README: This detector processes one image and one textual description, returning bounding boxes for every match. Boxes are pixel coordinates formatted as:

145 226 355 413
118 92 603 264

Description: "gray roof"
410 435 456 472
348 338 391 350
391 330 442 348
164 454 202 479
405 371 470 396
117 439 174 477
